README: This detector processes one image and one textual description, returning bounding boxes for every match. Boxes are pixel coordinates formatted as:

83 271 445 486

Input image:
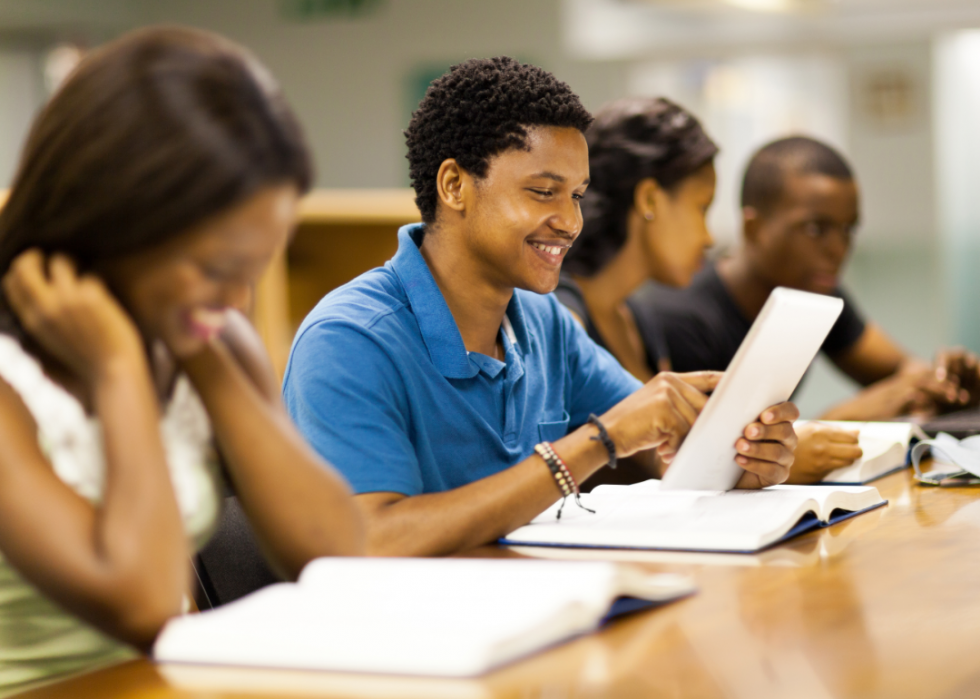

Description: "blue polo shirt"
282 223 642 496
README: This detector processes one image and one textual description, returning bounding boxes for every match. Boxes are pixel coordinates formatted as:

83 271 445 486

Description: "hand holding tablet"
661 287 844 491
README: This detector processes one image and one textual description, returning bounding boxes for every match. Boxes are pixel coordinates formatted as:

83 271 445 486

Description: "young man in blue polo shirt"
283 57 799 556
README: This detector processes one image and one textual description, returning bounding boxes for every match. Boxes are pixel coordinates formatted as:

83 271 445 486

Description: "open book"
804 421 927 485
501 480 885 553
154 557 694 677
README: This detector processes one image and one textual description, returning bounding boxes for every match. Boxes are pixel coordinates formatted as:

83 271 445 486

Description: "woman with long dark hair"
0 26 363 694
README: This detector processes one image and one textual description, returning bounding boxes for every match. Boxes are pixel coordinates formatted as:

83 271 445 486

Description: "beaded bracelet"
534 442 596 520
587 414 617 470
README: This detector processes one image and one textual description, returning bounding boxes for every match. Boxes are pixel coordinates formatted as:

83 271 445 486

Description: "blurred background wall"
0 0 978 417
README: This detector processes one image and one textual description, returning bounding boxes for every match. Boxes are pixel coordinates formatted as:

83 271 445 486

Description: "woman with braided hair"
557 97 718 382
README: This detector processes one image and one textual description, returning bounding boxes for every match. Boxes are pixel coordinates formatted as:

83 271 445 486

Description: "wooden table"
18 469 980 699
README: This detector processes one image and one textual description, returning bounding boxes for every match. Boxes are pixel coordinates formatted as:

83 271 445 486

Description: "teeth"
190 308 228 331
531 242 563 255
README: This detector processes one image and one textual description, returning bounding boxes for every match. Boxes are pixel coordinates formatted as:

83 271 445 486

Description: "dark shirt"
626 263 867 374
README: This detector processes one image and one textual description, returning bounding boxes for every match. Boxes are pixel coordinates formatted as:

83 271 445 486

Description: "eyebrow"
530 171 590 186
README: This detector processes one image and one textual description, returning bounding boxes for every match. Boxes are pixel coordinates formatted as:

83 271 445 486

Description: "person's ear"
742 206 761 244
436 159 468 216
633 178 662 223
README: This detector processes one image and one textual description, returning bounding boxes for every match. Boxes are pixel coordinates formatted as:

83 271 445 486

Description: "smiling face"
454 126 590 295
100 184 298 358
644 161 717 288
745 172 859 295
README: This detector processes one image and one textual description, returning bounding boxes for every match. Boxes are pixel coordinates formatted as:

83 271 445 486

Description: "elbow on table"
108 602 183 653
96 580 187 652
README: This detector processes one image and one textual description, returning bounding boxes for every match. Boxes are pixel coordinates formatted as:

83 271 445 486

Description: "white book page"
298 557 617 617
300 557 692 604
156 559 654 677
506 480 882 552
822 440 905 483
763 484 883 518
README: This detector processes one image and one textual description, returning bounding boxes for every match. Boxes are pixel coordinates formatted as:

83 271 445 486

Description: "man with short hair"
630 137 977 476
283 58 798 557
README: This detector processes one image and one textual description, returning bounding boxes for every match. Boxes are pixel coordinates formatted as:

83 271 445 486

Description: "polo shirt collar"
391 224 530 380
390 224 473 379
503 289 530 357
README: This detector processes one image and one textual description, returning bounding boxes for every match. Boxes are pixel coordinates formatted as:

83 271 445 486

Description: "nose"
823 228 850 265
552 195 582 239
221 281 252 312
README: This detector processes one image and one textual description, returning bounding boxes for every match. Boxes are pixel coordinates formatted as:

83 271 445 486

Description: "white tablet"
660 287 844 491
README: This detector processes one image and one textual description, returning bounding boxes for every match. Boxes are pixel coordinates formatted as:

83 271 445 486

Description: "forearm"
184 342 365 579
820 398 874 421
832 324 914 386
6 358 191 649
95 357 189 637
820 365 926 421
361 426 609 557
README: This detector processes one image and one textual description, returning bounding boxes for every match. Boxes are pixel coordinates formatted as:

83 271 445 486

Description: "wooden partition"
253 189 421 376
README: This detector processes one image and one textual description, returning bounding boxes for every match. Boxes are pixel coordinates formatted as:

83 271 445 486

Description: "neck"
717 250 775 321
571 230 654 382
419 225 510 357
573 231 648 313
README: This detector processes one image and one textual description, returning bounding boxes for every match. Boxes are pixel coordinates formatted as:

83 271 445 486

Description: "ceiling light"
44 44 84 94
723 0 795 12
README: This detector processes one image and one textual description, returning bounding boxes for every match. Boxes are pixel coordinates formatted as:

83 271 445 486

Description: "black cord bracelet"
587 414 617 469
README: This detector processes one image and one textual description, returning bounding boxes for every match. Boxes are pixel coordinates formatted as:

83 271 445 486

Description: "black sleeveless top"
554 273 673 373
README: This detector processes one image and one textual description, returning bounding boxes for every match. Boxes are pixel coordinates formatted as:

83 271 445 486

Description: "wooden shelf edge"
297 189 421 225
0 189 422 226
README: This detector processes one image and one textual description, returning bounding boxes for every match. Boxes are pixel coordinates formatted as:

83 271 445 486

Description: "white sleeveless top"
0 335 224 696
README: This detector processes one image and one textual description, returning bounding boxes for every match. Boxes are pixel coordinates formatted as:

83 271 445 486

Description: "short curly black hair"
405 56 593 224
